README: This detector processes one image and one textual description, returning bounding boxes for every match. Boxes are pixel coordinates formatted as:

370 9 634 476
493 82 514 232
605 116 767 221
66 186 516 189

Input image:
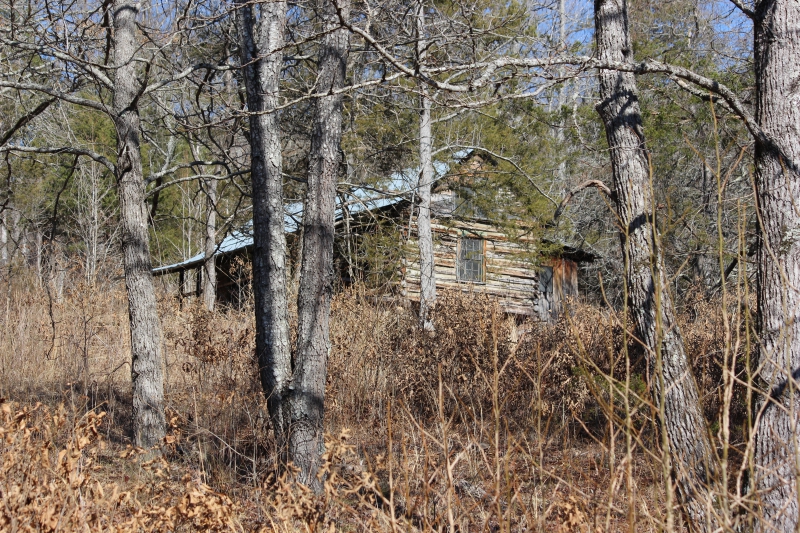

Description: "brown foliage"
0 400 239 532
0 275 754 532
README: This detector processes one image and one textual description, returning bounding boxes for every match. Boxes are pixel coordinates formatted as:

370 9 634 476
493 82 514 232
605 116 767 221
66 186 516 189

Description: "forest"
0 0 798 530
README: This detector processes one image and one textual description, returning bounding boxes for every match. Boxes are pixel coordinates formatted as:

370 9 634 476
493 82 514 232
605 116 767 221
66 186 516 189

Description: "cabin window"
457 237 484 282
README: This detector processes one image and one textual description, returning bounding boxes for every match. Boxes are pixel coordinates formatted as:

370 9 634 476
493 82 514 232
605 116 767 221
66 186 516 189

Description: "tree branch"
588 57 797 173
0 38 114 88
0 98 56 146
145 159 230 184
0 81 108 112
331 20 789 171
145 170 248 198
0 145 115 172
47 155 80 245
552 179 614 223
727 0 755 19
143 63 235 95
670 77 734 113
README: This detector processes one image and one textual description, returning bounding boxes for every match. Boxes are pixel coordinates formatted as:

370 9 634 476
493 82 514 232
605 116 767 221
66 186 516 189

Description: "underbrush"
0 275 751 531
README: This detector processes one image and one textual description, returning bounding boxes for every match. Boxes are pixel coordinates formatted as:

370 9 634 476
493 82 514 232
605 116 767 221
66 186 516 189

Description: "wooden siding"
403 218 544 316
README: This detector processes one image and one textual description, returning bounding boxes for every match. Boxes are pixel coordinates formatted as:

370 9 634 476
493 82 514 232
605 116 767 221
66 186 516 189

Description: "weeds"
0 275 754 531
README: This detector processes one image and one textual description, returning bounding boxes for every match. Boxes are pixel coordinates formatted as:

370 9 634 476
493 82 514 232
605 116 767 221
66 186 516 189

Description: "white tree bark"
417 89 436 331
416 1 436 332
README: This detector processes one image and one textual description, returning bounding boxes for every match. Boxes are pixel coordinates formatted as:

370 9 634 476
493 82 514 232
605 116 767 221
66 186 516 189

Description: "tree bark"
202 177 217 312
1 210 6 267
112 0 166 449
417 89 436 331
292 0 350 491
416 2 436 332
292 204 305 296
236 0 292 462
594 0 720 529
752 1 800 530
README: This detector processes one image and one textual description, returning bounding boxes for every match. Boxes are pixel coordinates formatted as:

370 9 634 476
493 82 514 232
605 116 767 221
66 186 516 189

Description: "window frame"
456 236 486 283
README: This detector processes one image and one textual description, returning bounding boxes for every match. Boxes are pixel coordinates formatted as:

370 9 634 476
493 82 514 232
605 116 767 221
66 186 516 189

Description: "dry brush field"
0 273 750 532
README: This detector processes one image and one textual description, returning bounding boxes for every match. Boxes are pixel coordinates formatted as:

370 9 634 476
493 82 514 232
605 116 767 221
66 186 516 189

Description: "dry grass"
0 273 752 531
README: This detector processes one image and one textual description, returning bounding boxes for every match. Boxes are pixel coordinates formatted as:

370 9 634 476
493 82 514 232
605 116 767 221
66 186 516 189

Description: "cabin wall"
404 215 582 319
404 217 543 316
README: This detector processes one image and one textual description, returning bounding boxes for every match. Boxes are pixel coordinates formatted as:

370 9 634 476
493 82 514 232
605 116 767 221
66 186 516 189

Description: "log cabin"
336 183 595 321
152 155 596 320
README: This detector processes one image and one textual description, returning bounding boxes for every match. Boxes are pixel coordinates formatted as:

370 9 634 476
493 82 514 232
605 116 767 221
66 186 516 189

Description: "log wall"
404 216 546 316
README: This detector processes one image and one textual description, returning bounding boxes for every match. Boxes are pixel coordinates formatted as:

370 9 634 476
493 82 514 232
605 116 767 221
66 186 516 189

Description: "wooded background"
1 0 798 530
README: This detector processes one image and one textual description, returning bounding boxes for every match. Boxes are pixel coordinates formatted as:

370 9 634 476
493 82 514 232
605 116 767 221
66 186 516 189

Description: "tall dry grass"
0 272 753 531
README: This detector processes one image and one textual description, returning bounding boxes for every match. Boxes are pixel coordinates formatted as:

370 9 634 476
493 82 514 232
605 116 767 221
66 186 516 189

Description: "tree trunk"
112 0 166 450
292 204 305 296
202 177 217 312
1 210 6 267
236 0 292 461
292 0 350 491
594 0 719 529
417 89 436 331
555 0 567 186
752 1 800 530
416 2 436 332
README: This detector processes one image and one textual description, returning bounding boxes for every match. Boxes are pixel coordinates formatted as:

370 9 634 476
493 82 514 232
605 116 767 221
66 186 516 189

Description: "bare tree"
750 0 800 530
293 0 350 490
417 89 436 331
416 1 436 332
235 0 293 465
112 0 166 448
0 0 240 448
594 0 720 529
73 159 117 284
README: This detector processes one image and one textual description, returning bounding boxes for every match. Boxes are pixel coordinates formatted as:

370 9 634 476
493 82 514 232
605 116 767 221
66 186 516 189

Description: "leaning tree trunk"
594 0 719 528
417 89 436 331
237 0 292 462
202 177 217 312
752 1 800 531
112 0 166 449
292 0 350 491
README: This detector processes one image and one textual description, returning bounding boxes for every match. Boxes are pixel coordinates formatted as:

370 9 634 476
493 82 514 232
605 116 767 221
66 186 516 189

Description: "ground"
0 278 744 531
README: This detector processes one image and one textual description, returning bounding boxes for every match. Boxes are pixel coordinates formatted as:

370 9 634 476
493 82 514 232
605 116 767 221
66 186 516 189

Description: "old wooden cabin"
153 156 595 321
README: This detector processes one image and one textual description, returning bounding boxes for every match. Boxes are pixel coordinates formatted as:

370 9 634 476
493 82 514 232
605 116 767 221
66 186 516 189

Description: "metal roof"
151 155 462 275
152 203 303 276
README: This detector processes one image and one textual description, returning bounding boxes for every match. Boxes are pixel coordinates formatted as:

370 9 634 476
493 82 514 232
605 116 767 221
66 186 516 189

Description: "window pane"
458 238 484 282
